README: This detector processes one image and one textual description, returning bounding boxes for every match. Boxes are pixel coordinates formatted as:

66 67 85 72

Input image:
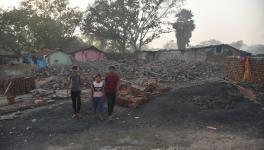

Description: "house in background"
0 49 23 65
69 46 106 63
47 51 72 66
25 48 53 70
137 44 251 63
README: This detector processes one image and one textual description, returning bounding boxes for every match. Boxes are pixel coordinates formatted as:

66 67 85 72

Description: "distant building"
137 44 251 63
68 46 106 63
0 49 22 65
47 51 73 66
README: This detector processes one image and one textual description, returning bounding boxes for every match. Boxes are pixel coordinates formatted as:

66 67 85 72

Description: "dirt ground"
0 80 264 150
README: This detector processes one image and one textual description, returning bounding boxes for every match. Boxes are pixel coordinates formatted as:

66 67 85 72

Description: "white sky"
0 0 263 48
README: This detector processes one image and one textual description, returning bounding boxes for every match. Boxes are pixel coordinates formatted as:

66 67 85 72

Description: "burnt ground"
0 81 264 150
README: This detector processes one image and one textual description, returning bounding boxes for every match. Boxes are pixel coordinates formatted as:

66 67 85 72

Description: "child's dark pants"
106 92 116 116
71 91 81 114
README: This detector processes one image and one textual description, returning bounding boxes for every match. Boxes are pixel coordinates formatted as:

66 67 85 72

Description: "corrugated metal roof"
32 48 54 57
66 46 105 54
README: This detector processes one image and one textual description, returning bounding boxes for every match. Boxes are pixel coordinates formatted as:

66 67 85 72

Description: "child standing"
91 74 105 120
67 66 82 118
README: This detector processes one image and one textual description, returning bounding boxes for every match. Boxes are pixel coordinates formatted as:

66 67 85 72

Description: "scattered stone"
46 100 55 104
34 99 45 105
207 126 217 130
55 90 70 99
31 118 37 123
26 126 32 130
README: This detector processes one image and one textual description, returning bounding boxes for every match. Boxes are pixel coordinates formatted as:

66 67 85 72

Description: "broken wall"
225 57 264 84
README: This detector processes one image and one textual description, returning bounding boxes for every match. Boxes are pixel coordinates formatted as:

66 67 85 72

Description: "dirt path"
0 81 263 150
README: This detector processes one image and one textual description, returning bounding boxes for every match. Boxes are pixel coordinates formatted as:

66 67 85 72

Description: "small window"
54 60 59 63
215 46 223 54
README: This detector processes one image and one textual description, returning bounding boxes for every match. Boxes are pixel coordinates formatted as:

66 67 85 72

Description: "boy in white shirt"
91 74 105 120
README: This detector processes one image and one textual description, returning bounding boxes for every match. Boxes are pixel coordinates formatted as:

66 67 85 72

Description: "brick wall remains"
225 57 264 84
0 77 36 96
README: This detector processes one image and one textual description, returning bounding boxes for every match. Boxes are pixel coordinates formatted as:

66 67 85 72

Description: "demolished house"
137 44 251 63
0 49 22 65
68 46 106 63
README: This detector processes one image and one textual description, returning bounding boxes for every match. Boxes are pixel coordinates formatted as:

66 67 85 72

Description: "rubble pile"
31 59 223 109
34 59 223 90
38 76 68 90
137 60 223 83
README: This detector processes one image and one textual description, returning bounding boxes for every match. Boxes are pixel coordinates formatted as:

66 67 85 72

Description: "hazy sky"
0 0 263 48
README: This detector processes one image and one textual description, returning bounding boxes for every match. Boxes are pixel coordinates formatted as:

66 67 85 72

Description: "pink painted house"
69 46 106 63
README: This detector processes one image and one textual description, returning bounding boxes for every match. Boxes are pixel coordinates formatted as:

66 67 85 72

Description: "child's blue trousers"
92 97 104 113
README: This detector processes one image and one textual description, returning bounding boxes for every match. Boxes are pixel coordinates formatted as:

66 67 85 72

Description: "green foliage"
0 0 84 54
0 9 32 54
83 0 183 52
173 9 195 49
230 40 244 49
163 40 178 49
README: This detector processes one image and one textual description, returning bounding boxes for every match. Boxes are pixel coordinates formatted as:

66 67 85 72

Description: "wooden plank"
3 81 13 96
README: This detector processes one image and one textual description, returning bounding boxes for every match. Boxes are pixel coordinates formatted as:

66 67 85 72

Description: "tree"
163 40 178 49
0 0 86 54
173 9 195 49
0 9 32 54
83 0 139 52
83 0 183 52
230 40 244 49
21 0 83 38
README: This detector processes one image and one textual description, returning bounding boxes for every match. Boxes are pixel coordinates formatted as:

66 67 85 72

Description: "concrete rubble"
35 59 224 88
29 59 224 109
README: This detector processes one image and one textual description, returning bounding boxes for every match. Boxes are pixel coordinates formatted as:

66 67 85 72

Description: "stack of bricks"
225 57 264 84
5 76 36 97
249 58 264 84
224 58 245 82
116 83 150 109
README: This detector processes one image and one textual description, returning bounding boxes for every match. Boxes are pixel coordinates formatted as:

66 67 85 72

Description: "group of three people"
67 66 119 121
